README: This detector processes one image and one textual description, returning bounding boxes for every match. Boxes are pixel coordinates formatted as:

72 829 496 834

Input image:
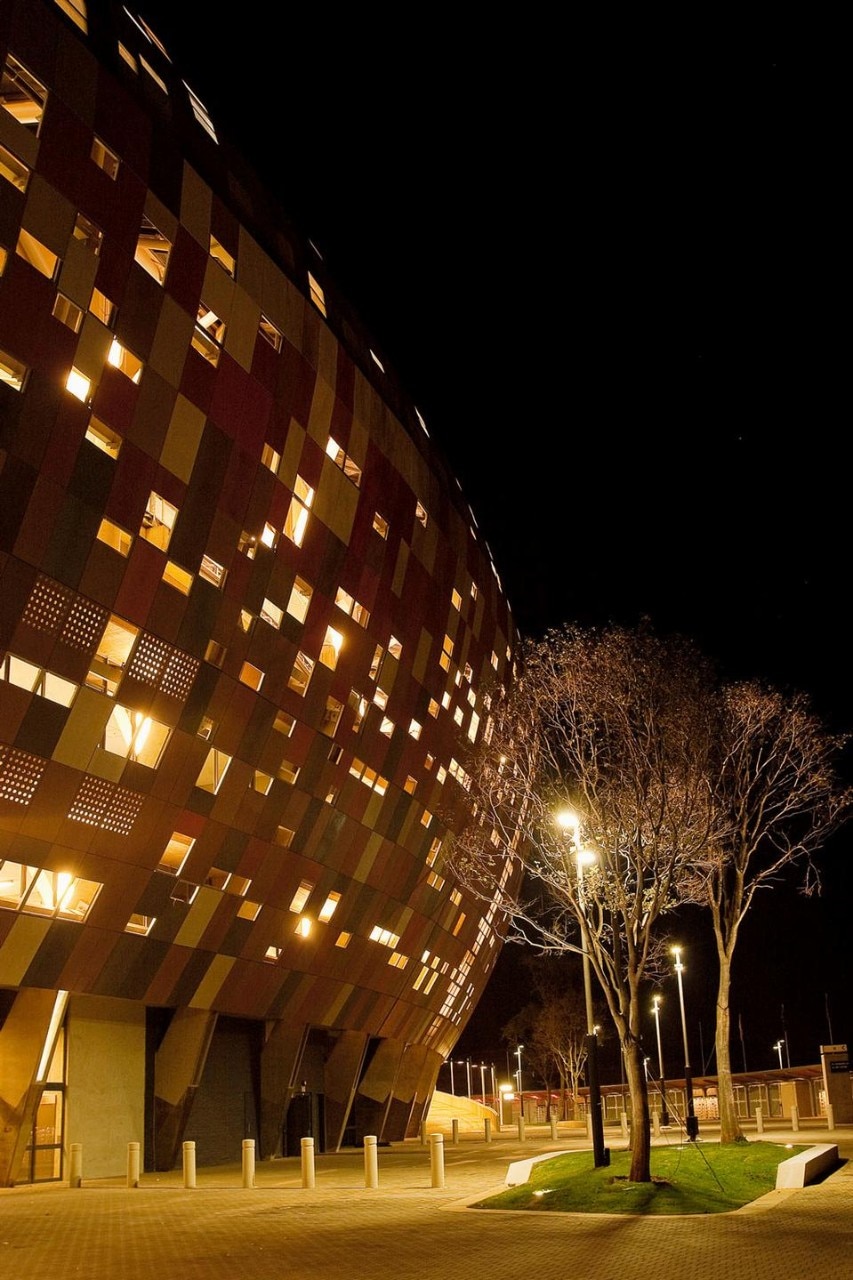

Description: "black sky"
131 7 849 1075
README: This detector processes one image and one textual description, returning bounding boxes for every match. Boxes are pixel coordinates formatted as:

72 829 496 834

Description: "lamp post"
479 1062 487 1103
465 1058 472 1098
448 1059 455 1095
672 945 699 1140
773 1040 784 1070
515 1045 524 1119
652 995 670 1124
556 810 608 1167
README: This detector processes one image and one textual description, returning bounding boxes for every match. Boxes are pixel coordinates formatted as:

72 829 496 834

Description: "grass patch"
473 1141 808 1215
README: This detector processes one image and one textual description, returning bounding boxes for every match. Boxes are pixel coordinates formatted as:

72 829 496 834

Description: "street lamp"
448 1059 455 1095
556 810 608 1167
515 1045 524 1119
652 994 670 1125
773 1040 784 1070
672 945 699 1140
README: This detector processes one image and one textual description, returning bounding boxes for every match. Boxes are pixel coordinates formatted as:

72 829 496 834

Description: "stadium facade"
0 0 519 1183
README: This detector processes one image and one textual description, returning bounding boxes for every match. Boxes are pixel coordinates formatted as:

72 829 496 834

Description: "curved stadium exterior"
0 0 518 1181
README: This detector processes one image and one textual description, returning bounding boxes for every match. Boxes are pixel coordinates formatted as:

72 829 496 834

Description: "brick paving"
1 1123 851 1280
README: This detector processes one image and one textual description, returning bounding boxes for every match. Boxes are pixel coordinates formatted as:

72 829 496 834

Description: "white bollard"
550 1116 558 1141
652 1109 661 1137
419 1119 427 1146
621 1112 629 1139
484 1117 492 1143
517 1115 525 1141
242 1138 255 1188
364 1135 379 1188
755 1106 764 1134
429 1132 445 1188
827 1104 835 1130
127 1141 140 1188
69 1142 83 1188
451 1118 459 1146
182 1141 196 1189
790 1105 799 1132
301 1136 315 1188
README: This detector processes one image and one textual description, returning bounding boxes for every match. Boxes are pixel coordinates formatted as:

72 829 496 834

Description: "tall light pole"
773 1040 784 1070
465 1058 472 1098
672 945 698 1140
556 810 608 1167
479 1062 487 1102
515 1044 524 1091
652 995 670 1124
448 1059 455 1095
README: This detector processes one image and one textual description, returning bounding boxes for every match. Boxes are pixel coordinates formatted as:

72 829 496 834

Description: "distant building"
0 0 519 1182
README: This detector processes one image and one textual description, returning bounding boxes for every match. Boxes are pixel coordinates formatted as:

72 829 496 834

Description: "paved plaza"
1 1123 851 1280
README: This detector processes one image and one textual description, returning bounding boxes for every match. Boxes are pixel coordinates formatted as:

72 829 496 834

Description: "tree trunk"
715 949 745 1142
623 1038 652 1181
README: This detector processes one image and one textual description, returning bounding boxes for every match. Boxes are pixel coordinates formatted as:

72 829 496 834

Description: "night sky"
132 7 849 1078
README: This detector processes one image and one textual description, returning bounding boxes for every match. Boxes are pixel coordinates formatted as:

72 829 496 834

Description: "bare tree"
501 956 592 1120
689 682 853 1143
448 623 718 1183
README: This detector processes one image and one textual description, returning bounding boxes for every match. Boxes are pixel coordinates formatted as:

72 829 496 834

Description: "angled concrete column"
152 1007 217 1171
405 1048 443 1139
259 1020 307 1158
322 1029 368 1152
383 1042 433 1142
353 1038 405 1143
0 988 61 1186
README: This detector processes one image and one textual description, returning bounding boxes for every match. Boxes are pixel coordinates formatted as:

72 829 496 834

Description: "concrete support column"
0 988 62 1187
153 1009 218 1172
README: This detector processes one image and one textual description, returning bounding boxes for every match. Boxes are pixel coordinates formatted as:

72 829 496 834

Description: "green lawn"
473 1141 809 1215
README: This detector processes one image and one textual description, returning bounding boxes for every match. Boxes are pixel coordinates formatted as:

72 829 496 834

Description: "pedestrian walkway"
1 1123 851 1280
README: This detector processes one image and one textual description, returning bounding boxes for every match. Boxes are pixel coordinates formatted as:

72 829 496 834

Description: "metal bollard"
364 1135 379 1188
429 1132 445 1188
69 1142 83 1188
127 1141 140 1188
301 1136 315 1188
242 1138 255 1188
484 1117 492 1143
790 1105 799 1132
517 1115 525 1142
451 1118 459 1146
755 1106 764 1134
550 1116 558 1141
183 1141 196 1188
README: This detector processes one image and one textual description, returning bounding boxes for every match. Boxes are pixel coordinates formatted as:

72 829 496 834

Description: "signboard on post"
820 1045 853 1124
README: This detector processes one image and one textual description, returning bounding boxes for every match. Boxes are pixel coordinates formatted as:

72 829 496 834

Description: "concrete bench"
775 1143 838 1189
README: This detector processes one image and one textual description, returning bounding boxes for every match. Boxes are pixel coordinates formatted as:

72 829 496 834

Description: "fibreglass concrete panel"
0 912 52 986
